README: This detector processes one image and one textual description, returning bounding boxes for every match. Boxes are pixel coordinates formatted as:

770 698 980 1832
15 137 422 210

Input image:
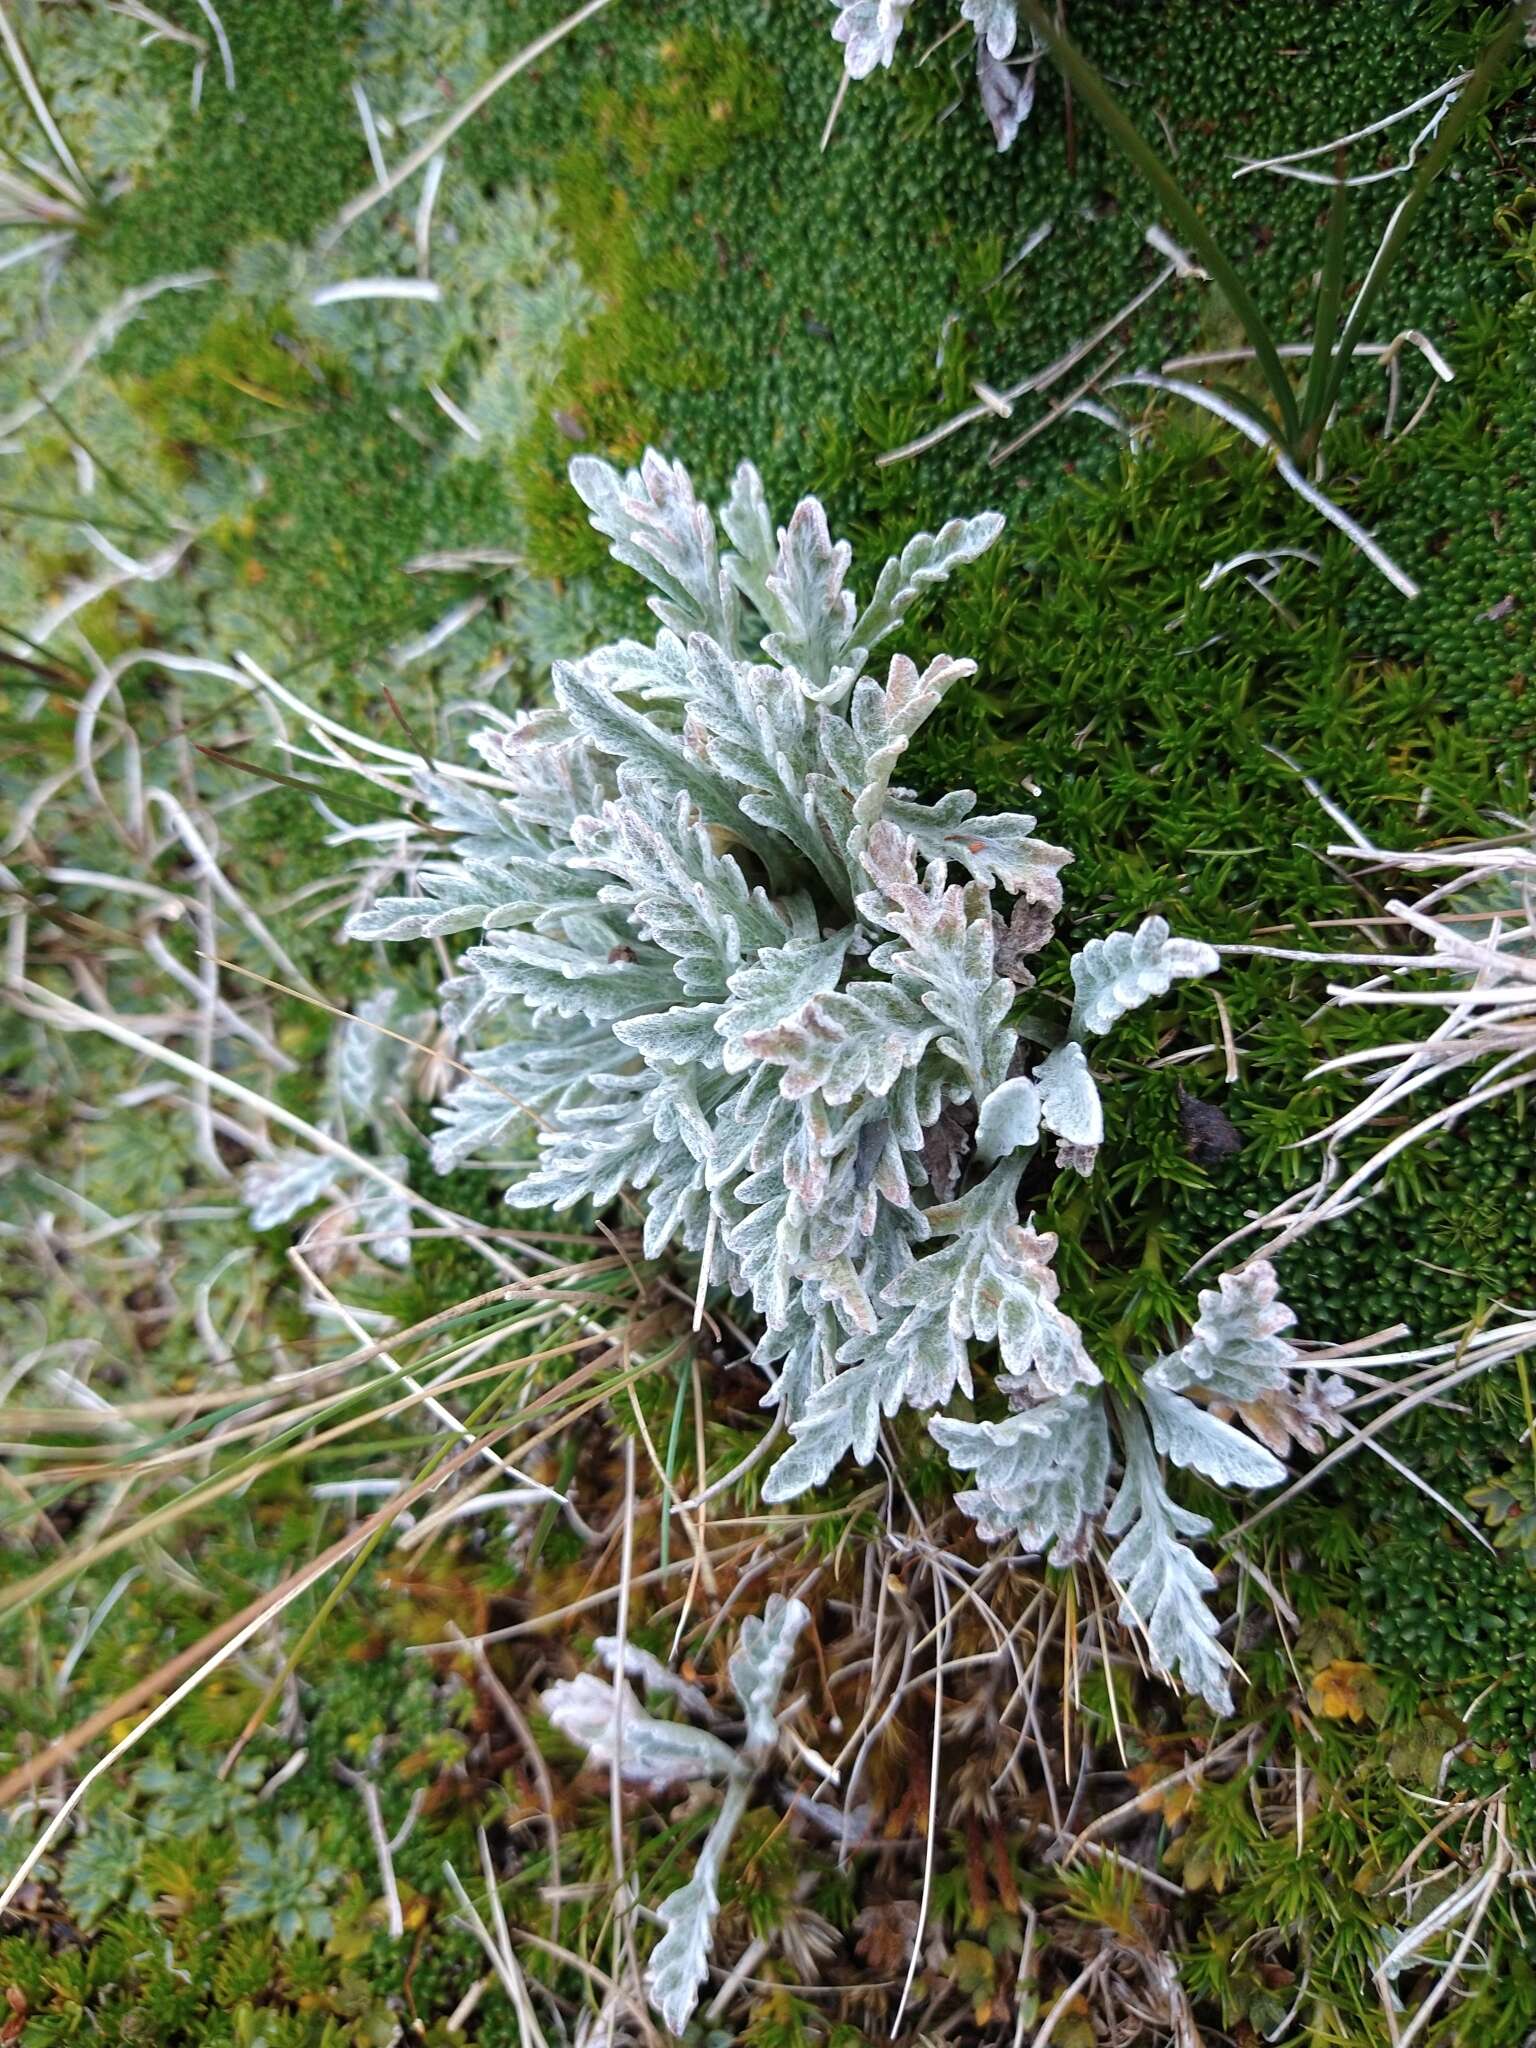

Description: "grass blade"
1300 154 1350 450
1320 5 1525 425
1019 0 1302 453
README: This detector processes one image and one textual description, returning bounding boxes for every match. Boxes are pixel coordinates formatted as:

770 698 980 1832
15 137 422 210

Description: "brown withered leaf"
855 1898 919 1972
992 898 1056 985
1212 1371 1350 1457
1308 1658 1388 1724
919 1100 976 1202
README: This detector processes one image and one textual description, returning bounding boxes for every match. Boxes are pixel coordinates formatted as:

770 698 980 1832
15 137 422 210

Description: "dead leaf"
855 1898 918 1973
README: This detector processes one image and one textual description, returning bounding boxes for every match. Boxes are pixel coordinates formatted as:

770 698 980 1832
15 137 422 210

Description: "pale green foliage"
934 1258 1336 1710
241 990 419 1265
58 1813 153 1929
137 1754 264 1840
347 449 1295 1713
231 182 593 430
542 1595 810 2034
223 1814 341 1948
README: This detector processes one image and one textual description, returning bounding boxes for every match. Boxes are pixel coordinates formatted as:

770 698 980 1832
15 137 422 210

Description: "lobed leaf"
1068 915 1219 1038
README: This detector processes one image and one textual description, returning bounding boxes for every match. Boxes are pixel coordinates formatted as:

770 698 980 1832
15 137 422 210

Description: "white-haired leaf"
898 1163 1099 1395
883 790 1070 903
932 1388 1110 1562
645 1777 750 2034
744 979 936 1105
1106 1406 1234 1712
569 449 736 647
594 1639 712 1719
1145 1260 1298 1404
728 1593 812 1752
1068 916 1219 1038
647 1866 719 2034
763 1297 971 1500
1034 1040 1103 1174
857 821 1016 1103
974 1075 1042 1163
244 1153 342 1231
829 0 912 79
850 510 1006 657
759 496 856 694
540 1674 737 1788
1140 1383 1287 1490
961 0 1018 58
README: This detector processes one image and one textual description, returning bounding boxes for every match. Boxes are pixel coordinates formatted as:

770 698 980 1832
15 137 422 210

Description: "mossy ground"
4 0 1536 2040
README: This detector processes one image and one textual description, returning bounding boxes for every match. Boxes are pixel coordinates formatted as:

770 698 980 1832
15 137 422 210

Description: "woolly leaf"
1034 1040 1103 1174
829 0 911 79
850 510 1006 657
899 1163 1099 1394
346 849 604 943
614 1002 726 1066
728 1593 812 1751
346 451 1243 1715
744 978 937 1105
884 789 1070 903
540 1673 738 1788
763 1296 971 1500
1068 916 1219 1038
506 1071 676 1214
647 1864 721 2035
716 931 852 1073
719 458 778 617
429 1026 623 1173
976 41 1036 151
362 1153 414 1267
831 0 1039 152
1221 1372 1351 1458
759 496 856 694
1141 1383 1287 1490
1145 1259 1298 1403
1106 1406 1234 1713
571 774 796 994
337 990 408 1119
457 925 682 1027
244 1152 342 1230
961 0 1018 57
974 1074 1041 1163
753 1298 833 1424
569 449 735 647
594 1640 711 1718
858 820 1016 1103
553 657 796 889
833 652 976 837
932 1389 1111 1562
681 635 848 894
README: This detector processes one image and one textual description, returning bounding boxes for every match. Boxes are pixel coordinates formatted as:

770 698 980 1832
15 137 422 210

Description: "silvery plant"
829 0 1045 150
349 448 1347 1713
242 990 419 1268
543 1596 810 2033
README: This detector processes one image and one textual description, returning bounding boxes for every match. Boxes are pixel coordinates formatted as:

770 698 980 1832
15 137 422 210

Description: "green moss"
488 0 1527 551
101 0 369 293
235 380 512 665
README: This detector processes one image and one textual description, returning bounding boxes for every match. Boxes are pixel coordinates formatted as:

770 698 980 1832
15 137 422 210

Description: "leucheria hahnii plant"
542 1596 811 2033
349 449 1348 1711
